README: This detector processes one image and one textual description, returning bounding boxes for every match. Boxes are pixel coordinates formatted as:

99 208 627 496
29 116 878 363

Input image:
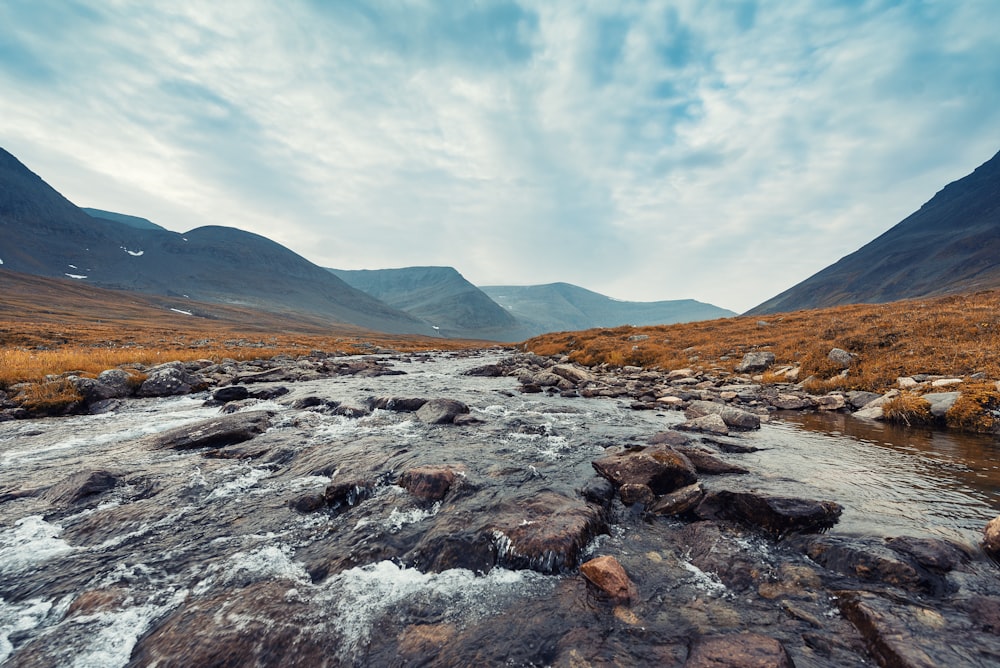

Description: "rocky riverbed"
1 349 999 666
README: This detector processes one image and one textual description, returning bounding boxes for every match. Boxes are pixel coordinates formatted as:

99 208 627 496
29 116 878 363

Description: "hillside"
749 149 1000 314
81 207 167 231
329 266 531 341
0 148 436 336
480 282 736 336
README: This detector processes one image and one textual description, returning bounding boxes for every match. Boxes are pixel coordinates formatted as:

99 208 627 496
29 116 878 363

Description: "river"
1 350 998 666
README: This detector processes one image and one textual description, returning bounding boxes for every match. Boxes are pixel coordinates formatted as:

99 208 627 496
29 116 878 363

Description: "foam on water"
353 498 442 534
210 544 311 588
205 464 273 500
0 516 74 575
680 560 728 597
0 597 56 664
324 560 555 660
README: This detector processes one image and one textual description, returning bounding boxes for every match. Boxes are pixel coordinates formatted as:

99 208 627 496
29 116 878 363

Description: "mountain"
329 266 532 341
0 148 436 336
81 207 167 232
479 283 736 336
749 149 1000 315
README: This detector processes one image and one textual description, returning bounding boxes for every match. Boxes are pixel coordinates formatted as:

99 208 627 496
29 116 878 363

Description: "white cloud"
1 0 999 312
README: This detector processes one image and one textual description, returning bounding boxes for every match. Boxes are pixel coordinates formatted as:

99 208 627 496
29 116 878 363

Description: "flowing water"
1 351 998 666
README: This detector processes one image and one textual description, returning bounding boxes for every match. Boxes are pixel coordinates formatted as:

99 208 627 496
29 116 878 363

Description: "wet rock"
368 396 428 412
43 470 120 505
885 535 969 573
679 521 763 590
550 364 594 385
837 590 973 668
249 386 289 401
398 466 459 501
66 587 129 617
847 391 883 409
489 491 607 574
211 385 249 402
735 352 776 374
788 535 947 595
685 633 793 668
324 477 378 509
415 398 470 424
96 368 134 397
462 364 506 377
679 447 749 475
453 414 485 426
405 511 498 574
148 410 273 450
579 476 615 507
129 581 335 667
647 482 704 517
592 446 698 495
397 623 457 659
770 393 814 410
67 376 119 405
290 396 334 410
701 436 760 454
648 430 691 447
964 596 1000 634
331 404 370 418
619 483 656 506
580 555 637 604
696 491 842 536
983 515 1000 558
676 414 729 435
686 400 760 431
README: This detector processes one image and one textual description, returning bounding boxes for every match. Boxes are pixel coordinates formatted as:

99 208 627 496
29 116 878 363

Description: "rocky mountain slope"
480 282 735 336
749 149 1000 315
0 148 435 336
329 266 532 341
81 207 167 232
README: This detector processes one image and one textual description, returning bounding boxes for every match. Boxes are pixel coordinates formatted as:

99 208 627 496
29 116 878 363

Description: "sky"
2 1 999 313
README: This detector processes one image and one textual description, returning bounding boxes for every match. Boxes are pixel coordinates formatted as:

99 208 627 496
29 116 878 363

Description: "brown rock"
580 555 637 604
398 466 458 501
675 414 729 435
685 633 793 667
415 398 469 424
147 410 273 450
592 446 697 495
680 448 749 475
984 515 1000 558
619 483 655 506
647 483 704 517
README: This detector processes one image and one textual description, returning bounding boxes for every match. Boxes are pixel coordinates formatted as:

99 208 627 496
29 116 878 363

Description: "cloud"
1 0 999 312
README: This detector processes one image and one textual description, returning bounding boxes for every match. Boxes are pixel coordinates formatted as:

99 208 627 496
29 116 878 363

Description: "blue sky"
2 1 999 313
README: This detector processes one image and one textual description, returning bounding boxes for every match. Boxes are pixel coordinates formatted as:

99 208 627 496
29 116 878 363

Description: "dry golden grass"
524 290 1000 395
881 393 934 426
0 271 487 388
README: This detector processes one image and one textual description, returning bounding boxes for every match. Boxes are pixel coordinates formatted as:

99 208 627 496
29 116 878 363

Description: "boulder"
735 352 775 374
647 482 704 517
324 477 377 509
489 492 608 574
96 368 134 397
827 348 857 368
147 411 273 450
984 516 1000 558
579 555 637 604
398 466 458 501
462 364 506 377
685 633 793 668
592 446 697 495
847 391 883 409
137 366 204 397
43 470 121 505
770 393 814 410
679 448 749 475
416 399 470 425
686 400 760 430
697 491 842 536
68 376 120 405
579 477 615 507
369 396 429 412
921 392 960 418
618 483 655 507
213 385 250 403
550 364 594 385
815 394 847 411
675 414 729 435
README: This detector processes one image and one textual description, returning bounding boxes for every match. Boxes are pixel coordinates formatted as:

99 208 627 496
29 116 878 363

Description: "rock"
213 385 250 402
679 521 764 590
647 482 704 516
579 477 615 507
249 386 289 401
96 368 134 397
68 376 120 404
679 448 749 475
921 391 960 418
529 371 564 387
885 536 968 572
43 470 120 505
147 411 273 450
591 446 698 495
415 398 470 425
489 492 607 574
984 516 1000 558
931 378 963 388
827 348 857 368
685 633 793 668
846 391 882 409
735 352 776 374
369 396 428 412
290 396 333 410
770 393 814 410
619 483 656 506
898 376 919 389
697 491 842 536
648 430 691 447
580 555 637 604
398 466 458 501
686 400 760 430
550 364 594 384
815 394 847 411
462 364 506 377
324 477 377 509
675 414 729 435
137 366 204 397
452 414 485 426
331 404 371 418
837 590 969 668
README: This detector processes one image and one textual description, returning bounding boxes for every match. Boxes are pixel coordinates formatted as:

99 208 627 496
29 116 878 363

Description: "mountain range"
749 149 1000 314
0 147 732 340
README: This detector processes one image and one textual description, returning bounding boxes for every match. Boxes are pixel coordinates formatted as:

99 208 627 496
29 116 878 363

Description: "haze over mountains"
750 149 1000 315
0 147 733 340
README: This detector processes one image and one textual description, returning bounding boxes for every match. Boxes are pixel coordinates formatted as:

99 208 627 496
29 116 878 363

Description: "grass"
523 289 1000 396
